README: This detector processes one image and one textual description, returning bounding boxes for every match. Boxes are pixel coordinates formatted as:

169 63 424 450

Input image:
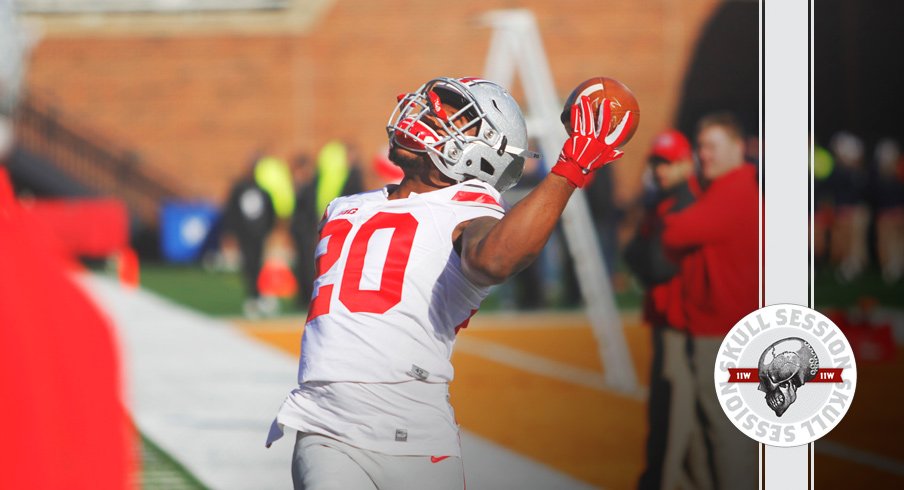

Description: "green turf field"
135 261 902 318
138 264 303 317
813 267 904 308
136 262 644 317
139 264 251 316
139 433 207 490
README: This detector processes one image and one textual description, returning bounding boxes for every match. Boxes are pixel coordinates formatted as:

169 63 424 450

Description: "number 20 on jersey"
306 212 419 321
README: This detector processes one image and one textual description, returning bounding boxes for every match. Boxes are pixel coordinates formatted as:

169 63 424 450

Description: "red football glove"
551 95 636 188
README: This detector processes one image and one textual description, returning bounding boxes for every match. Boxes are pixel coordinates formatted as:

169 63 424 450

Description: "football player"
267 77 634 490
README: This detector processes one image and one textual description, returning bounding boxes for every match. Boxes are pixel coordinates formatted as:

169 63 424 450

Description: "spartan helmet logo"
757 338 820 417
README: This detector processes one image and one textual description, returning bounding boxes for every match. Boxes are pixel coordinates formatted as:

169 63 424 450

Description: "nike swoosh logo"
430 456 450 464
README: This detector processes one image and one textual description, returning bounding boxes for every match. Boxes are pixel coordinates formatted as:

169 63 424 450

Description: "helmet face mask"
387 77 537 192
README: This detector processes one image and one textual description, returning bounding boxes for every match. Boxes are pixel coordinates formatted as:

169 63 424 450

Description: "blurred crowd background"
3 0 901 316
1 0 903 489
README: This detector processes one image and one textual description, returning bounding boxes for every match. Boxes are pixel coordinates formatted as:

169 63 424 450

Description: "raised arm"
459 95 636 286
459 175 575 285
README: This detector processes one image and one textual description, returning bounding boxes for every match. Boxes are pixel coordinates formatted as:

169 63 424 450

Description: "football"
560 77 640 147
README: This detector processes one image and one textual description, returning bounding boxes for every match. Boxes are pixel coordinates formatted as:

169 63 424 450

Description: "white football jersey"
298 179 505 385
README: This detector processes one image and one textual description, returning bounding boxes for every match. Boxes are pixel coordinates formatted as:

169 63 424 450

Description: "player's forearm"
463 174 575 285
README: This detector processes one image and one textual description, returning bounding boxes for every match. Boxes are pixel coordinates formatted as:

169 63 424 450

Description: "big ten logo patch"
714 304 857 447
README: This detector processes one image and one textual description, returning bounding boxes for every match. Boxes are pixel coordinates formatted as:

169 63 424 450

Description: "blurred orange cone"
118 247 140 288
258 259 297 298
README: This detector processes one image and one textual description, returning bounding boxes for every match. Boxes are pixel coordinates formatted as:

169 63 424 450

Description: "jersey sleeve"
316 202 332 232
448 180 506 223
317 195 349 231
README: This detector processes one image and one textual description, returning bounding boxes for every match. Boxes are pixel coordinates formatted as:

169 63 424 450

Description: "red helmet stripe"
457 77 486 85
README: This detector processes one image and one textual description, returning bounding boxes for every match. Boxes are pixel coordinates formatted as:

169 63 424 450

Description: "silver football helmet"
387 77 538 192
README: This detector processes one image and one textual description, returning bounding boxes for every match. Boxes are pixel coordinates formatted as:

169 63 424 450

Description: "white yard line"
455 336 648 401
80 274 600 490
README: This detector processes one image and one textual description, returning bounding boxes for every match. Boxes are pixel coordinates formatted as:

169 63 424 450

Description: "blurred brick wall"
27 0 719 203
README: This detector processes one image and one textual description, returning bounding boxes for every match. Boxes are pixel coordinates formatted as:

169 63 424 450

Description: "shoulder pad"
450 181 504 210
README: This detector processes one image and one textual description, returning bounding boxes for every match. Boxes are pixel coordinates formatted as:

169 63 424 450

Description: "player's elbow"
463 257 509 286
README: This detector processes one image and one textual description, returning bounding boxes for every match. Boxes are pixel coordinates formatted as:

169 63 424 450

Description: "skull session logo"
714 304 857 447
757 338 822 417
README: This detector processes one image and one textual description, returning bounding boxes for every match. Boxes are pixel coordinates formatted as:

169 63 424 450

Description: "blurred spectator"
828 131 869 282
290 141 365 309
872 138 904 284
255 156 296 220
627 130 708 490
500 155 546 309
744 135 760 165
813 144 835 265
344 142 366 197
255 156 297 307
662 112 759 489
290 153 318 305
223 158 277 318
314 140 364 218
557 227 583 308
585 161 621 277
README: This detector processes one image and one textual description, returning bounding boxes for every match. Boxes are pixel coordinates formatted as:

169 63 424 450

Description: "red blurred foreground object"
0 168 133 489
21 198 129 258
373 146 404 184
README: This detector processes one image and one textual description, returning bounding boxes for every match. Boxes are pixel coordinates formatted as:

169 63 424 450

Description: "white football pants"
292 432 465 490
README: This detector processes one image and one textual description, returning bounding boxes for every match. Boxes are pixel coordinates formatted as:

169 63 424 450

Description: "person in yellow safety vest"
255 156 296 219
290 141 364 308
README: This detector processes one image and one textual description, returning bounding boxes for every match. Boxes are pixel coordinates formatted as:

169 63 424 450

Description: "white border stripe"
762 0 812 487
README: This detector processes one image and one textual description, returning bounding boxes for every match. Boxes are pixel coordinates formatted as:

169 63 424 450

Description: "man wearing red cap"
627 129 706 490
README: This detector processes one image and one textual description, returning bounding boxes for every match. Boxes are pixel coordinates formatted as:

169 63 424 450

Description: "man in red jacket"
662 112 759 489
627 129 708 490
